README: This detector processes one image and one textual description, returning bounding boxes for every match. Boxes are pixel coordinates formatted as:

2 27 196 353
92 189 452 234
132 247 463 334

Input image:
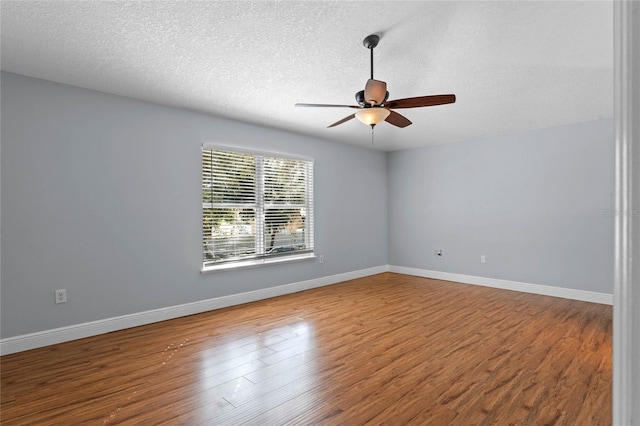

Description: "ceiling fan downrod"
363 34 380 80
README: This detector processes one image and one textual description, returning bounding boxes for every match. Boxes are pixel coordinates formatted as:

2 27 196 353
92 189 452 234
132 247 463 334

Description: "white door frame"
613 1 639 424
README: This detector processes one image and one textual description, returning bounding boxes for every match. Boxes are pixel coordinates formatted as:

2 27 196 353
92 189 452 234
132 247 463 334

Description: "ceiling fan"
295 34 456 129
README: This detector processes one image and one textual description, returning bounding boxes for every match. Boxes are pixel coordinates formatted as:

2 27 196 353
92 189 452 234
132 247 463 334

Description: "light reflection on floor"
196 318 319 417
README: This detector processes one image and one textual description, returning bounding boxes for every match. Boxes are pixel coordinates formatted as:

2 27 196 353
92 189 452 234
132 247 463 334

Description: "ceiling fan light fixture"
355 107 390 126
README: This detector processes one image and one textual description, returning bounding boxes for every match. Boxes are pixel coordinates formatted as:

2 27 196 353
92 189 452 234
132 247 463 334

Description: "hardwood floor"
1 273 612 425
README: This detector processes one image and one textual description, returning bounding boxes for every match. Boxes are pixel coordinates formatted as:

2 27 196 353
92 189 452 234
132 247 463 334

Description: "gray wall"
388 119 615 293
0 70 616 341
0 72 389 338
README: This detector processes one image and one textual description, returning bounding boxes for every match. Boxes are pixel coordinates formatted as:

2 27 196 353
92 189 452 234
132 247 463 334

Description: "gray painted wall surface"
388 119 615 293
0 72 389 338
1 70 616 341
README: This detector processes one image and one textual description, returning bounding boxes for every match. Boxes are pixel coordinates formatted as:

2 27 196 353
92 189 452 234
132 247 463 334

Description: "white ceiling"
1 1 613 151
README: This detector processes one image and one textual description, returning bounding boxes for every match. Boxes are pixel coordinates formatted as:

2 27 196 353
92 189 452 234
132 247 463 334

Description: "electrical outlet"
55 289 67 304
481 255 486 263
319 255 324 264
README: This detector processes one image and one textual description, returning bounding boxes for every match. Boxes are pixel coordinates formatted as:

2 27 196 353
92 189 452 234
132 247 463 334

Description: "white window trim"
201 252 316 273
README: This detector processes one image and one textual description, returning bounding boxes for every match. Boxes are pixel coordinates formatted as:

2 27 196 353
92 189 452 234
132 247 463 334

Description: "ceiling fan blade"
295 103 360 108
385 110 412 128
364 79 387 105
385 94 456 109
327 114 356 128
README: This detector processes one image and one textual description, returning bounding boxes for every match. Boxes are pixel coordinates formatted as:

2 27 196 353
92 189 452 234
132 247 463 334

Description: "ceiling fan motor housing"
356 89 389 106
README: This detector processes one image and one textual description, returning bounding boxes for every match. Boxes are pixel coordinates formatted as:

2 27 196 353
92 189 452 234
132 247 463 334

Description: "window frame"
201 144 315 272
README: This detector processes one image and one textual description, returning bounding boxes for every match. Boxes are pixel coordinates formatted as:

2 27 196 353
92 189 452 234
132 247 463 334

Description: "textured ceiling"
1 1 613 151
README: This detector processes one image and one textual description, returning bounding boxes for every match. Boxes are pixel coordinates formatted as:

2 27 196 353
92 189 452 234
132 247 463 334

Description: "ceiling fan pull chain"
371 125 375 145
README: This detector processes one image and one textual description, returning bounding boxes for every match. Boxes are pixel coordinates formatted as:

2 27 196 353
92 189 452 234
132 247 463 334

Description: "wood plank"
0 272 612 425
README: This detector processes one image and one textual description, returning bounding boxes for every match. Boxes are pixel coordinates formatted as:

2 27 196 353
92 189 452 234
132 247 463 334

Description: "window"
202 146 314 270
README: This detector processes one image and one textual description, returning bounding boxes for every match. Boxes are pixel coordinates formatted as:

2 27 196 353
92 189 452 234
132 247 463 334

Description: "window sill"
201 253 316 274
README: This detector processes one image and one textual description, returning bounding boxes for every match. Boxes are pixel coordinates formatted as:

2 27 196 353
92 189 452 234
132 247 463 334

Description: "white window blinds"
202 147 314 269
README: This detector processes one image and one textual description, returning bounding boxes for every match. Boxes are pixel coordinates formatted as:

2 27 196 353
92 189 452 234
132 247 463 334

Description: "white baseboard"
388 265 613 305
1 265 612 355
0 265 389 356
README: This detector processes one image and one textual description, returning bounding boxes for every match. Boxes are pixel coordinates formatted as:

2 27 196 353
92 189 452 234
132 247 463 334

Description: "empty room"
2 1 639 425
